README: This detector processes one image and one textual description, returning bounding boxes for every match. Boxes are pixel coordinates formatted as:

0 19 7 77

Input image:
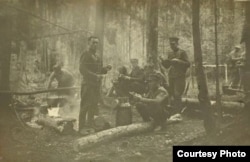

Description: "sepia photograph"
0 0 250 161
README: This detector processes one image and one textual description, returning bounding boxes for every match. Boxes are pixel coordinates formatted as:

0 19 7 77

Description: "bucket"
115 104 132 126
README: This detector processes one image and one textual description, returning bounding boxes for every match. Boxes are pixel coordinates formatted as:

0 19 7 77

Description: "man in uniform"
226 45 244 88
79 36 112 134
120 58 145 95
107 66 130 97
160 37 190 116
132 72 169 131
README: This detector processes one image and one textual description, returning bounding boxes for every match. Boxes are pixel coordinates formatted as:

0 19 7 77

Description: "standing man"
160 37 190 116
79 36 112 134
226 45 244 88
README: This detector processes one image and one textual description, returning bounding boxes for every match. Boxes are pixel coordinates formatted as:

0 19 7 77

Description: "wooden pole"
0 86 80 96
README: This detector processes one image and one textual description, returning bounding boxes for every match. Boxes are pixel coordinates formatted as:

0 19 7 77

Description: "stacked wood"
36 116 76 135
74 122 154 152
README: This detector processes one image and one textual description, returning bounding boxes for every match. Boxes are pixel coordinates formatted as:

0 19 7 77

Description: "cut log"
182 98 244 111
182 98 244 118
74 122 154 152
36 116 76 134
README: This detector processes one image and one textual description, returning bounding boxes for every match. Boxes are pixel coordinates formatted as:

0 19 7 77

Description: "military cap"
169 37 179 44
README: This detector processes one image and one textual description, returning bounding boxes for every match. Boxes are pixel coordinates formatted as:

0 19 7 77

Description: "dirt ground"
0 84 249 162
1 101 249 162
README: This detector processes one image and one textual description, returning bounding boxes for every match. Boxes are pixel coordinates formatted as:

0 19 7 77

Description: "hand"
106 64 112 71
129 92 142 102
171 58 181 65
171 58 180 62
133 95 142 102
123 76 131 80
159 56 164 61
119 74 125 78
120 74 130 80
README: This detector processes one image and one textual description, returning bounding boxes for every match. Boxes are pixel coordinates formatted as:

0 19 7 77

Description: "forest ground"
1 82 250 162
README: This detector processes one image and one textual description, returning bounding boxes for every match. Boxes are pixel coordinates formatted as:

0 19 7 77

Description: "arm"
231 56 243 62
161 59 171 69
134 90 168 105
47 72 55 89
122 68 144 82
100 64 112 74
106 86 115 97
227 51 243 62
140 92 167 104
172 51 190 67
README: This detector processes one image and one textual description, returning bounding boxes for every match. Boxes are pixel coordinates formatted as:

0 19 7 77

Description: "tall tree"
0 15 19 140
241 0 250 115
146 0 158 68
214 0 222 120
192 0 216 133
95 0 105 66
0 17 11 108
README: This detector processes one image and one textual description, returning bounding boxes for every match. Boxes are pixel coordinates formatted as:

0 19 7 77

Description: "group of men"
78 36 190 134
47 35 190 134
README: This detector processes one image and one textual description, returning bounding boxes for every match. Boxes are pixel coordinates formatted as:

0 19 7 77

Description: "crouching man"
132 72 169 131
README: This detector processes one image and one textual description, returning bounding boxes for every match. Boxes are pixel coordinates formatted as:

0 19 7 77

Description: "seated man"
107 66 130 97
47 64 75 96
143 63 168 93
120 58 145 95
132 72 169 131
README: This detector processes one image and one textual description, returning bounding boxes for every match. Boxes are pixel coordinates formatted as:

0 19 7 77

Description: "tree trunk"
74 122 154 152
214 0 222 120
146 0 158 68
129 14 132 60
0 16 20 140
0 19 11 103
241 1 250 117
192 0 216 134
95 0 105 66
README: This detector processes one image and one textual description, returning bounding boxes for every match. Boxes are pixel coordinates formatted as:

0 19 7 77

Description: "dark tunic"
162 48 190 78
79 51 108 86
161 48 190 114
78 50 108 130
129 66 145 94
